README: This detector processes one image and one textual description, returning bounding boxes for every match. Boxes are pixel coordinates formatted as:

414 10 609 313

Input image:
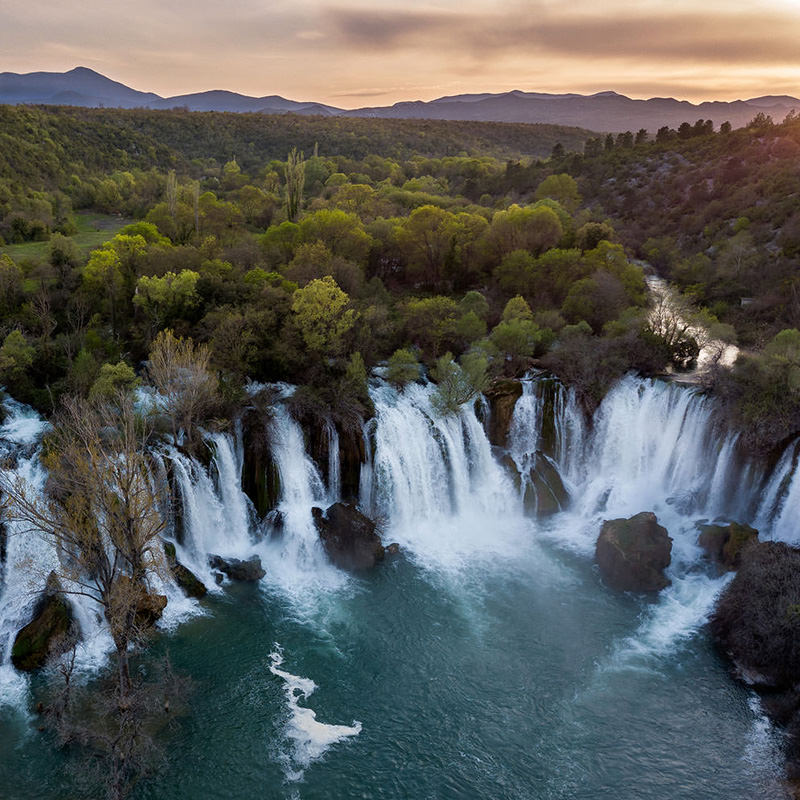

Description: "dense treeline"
1 105 800 451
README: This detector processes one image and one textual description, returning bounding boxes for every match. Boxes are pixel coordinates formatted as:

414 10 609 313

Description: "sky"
1 0 800 107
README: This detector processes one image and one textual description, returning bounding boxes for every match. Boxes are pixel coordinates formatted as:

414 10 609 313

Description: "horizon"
3 64 798 111
1 0 799 107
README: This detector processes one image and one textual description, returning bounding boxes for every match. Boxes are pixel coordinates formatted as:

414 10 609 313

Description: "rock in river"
208 554 266 582
312 503 385 571
595 511 672 593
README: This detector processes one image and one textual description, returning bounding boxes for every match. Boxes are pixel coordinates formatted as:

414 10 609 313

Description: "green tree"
291 276 357 355
298 209 373 263
89 361 140 402
286 147 306 222
533 173 581 213
430 351 488 415
490 204 563 258
396 205 459 289
134 270 201 334
387 348 421 387
0 330 34 383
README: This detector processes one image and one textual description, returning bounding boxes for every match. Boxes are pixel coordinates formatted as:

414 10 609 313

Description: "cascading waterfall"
507 373 778 664
324 419 341 503
162 429 255 590
259 402 345 592
363 382 530 569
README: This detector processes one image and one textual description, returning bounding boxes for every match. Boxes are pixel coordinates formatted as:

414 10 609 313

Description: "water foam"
269 645 361 781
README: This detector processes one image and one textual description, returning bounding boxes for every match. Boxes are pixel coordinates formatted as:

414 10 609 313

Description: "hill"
2 68 798 132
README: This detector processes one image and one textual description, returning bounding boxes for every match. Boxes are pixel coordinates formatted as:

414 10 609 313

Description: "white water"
364 382 530 571
259 403 347 595
268 644 361 782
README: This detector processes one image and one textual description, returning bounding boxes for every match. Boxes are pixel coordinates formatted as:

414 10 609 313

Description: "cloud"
325 5 800 66
1 0 798 104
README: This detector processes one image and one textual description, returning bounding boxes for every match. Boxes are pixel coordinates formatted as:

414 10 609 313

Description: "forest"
3 103 800 799
1 105 799 452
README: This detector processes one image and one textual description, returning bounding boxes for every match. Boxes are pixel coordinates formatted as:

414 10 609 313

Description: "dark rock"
698 521 758 571
484 379 523 448
524 455 569 517
595 512 672 593
710 541 800 689
385 543 401 556
163 541 207 599
710 542 800 786
339 426 367 504
312 503 385 570
500 453 569 517
208 554 266 581
241 395 282 518
11 572 77 672
213 572 224 586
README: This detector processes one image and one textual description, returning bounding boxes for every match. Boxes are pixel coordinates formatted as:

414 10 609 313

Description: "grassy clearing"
1 212 133 264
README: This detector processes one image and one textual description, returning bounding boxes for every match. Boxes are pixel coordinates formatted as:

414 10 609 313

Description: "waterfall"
324 419 341 503
163 430 255 588
259 402 345 592
363 382 528 569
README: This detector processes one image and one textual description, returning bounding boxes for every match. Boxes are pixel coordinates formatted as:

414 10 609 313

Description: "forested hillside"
1 105 799 452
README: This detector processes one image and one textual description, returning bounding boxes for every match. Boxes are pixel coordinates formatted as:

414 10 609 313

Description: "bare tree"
1 395 166 698
1 395 180 799
146 329 219 447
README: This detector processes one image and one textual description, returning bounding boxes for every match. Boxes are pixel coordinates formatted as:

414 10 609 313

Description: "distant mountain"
0 67 340 116
0 66 160 108
1 67 798 132
344 90 800 132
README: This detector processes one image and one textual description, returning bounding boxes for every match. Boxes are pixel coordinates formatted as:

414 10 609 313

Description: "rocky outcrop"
163 541 207 598
339 426 367 504
208 554 266 581
697 521 758 571
595 512 672 593
484 379 523 448
710 542 800 784
11 572 78 672
312 503 385 571
241 392 282 518
501 454 569 518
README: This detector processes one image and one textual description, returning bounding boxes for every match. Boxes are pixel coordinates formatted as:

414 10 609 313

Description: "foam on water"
268 644 361 781
608 573 733 670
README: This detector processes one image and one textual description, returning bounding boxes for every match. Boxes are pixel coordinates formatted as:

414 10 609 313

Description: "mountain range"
2 67 799 132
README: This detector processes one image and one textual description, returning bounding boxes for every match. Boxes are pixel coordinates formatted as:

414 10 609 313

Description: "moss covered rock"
164 541 207 598
484 379 523 448
698 521 758 571
595 512 672 593
11 573 76 672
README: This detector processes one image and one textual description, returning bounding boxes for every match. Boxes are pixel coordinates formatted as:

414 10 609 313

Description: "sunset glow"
2 0 799 104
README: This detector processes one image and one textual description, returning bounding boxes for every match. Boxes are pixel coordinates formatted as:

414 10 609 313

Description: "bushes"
710 541 800 687
713 328 800 454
